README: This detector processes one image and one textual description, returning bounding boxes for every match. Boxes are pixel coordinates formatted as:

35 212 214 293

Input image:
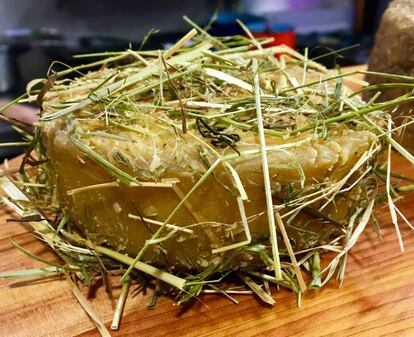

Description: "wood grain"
1 149 414 337
1 66 414 337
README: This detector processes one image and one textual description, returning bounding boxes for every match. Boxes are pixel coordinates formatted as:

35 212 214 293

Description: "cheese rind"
43 117 376 270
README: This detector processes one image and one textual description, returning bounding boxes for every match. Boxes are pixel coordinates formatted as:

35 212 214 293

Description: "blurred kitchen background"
0 0 391 160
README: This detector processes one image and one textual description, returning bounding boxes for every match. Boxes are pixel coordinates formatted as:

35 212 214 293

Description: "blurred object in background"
0 100 37 161
0 27 134 96
268 24 295 49
0 44 17 93
244 0 354 34
209 12 267 36
208 12 295 49
365 0 414 152
0 0 211 96
250 23 296 50
231 0 391 67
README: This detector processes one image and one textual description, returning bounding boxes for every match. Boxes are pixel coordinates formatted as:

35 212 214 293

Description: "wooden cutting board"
2 154 414 337
1 67 414 337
